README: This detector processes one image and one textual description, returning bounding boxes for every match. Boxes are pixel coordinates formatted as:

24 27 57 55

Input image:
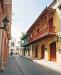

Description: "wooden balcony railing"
29 26 55 42
29 26 48 42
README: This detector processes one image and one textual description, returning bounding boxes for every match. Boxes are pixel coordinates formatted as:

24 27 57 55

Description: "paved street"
0 55 61 75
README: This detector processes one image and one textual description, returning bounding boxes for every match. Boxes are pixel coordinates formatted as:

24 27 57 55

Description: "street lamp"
0 16 9 29
58 4 61 12
56 32 61 42
0 16 9 72
2 16 9 29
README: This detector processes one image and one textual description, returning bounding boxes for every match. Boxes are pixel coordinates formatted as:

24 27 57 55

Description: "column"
45 45 48 60
30 45 32 57
47 44 50 61
38 44 41 59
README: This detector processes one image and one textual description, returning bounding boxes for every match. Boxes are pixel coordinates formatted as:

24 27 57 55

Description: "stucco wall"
32 36 56 59
53 11 60 33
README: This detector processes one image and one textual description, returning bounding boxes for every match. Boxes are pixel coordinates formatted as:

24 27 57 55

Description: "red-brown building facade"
21 0 61 64
0 0 12 70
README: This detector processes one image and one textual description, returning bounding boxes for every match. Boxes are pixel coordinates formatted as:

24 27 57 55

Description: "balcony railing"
29 26 55 42
21 41 29 47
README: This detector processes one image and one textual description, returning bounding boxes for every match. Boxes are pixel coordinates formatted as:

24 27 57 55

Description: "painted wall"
53 11 60 33
56 38 61 64
31 36 56 60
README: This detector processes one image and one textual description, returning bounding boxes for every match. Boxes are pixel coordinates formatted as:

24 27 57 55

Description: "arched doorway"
50 42 56 61
41 45 45 59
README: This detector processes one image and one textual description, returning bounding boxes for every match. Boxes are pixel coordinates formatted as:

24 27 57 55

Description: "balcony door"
49 18 53 32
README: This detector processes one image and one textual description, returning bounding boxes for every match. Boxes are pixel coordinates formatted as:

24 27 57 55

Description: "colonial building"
9 38 16 55
21 33 30 56
21 0 61 64
27 7 56 60
49 0 61 64
0 0 12 70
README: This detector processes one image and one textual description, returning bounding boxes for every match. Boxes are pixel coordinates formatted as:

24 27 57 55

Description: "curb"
19 56 61 73
19 55 33 61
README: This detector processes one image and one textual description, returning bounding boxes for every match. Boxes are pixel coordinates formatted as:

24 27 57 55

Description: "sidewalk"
34 59 61 73
20 56 61 73
19 55 33 61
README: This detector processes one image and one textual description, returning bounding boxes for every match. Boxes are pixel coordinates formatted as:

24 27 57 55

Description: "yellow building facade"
51 0 61 64
27 0 61 64
21 0 61 65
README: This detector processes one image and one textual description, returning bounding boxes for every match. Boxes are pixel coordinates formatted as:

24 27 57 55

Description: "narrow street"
0 55 61 75
0 0 61 75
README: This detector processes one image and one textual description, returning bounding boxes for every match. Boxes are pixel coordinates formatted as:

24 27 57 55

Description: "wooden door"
41 45 45 59
50 42 56 61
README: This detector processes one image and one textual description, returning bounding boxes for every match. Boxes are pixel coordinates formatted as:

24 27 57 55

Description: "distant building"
16 46 20 55
21 33 30 56
21 0 61 65
9 38 16 54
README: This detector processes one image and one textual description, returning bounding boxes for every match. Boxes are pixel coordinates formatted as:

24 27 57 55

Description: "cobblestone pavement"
0 55 61 75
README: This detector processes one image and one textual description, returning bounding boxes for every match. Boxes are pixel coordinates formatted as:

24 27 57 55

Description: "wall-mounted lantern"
56 32 61 42
0 16 9 30
58 4 61 10
2 16 9 29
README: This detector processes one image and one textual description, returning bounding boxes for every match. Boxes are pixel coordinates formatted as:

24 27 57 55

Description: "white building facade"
9 38 16 54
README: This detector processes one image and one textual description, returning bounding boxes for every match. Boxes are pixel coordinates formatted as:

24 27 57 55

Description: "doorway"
50 42 56 61
41 45 45 59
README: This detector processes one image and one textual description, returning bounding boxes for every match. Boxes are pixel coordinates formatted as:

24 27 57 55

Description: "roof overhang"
27 7 56 33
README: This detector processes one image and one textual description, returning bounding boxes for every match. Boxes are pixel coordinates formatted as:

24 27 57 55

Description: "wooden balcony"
29 26 55 43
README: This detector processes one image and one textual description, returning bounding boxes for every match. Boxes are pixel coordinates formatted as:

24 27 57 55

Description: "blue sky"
12 0 53 41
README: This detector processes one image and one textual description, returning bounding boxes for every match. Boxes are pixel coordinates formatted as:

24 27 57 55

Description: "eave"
27 7 56 33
